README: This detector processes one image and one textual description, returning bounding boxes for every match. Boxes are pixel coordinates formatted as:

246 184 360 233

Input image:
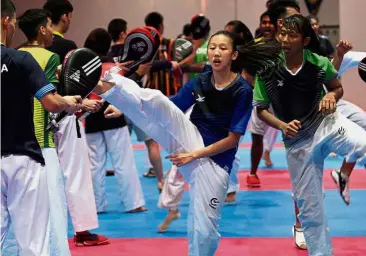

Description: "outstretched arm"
332 40 353 71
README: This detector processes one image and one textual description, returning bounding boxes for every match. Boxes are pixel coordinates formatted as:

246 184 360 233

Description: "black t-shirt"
148 37 181 96
107 44 124 63
47 33 77 64
84 101 128 134
1 45 56 165
253 50 338 147
84 56 127 134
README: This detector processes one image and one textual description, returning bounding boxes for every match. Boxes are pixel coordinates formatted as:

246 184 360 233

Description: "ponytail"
236 37 284 79
208 30 284 79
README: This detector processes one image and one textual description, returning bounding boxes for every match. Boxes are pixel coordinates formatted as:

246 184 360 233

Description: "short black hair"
18 9 51 41
144 12 163 30
84 28 112 56
1 0 16 18
43 0 73 24
260 11 270 21
107 18 127 42
226 20 253 44
306 14 319 23
183 23 192 36
267 0 300 27
269 0 300 11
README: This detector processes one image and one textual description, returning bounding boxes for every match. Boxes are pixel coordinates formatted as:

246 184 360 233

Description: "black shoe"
106 170 115 176
331 169 350 205
143 168 156 178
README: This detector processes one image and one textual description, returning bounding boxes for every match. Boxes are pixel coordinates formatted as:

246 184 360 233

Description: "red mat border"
69 237 366 256
179 169 366 191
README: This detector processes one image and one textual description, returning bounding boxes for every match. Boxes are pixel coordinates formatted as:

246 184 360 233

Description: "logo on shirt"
277 80 284 87
70 70 80 82
338 127 346 136
196 94 205 103
209 198 220 210
196 47 207 55
102 65 123 81
1 64 8 73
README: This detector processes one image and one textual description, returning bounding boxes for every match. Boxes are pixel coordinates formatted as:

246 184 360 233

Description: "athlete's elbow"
228 132 242 148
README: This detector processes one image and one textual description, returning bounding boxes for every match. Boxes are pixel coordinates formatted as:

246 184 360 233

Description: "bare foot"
329 152 337 158
127 206 148 213
158 210 180 232
224 192 236 202
262 150 273 167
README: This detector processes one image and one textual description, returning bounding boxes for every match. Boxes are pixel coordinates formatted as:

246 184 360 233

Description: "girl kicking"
94 31 283 256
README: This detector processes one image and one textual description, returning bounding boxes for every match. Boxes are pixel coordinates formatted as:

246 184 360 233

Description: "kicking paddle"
171 38 193 62
359 57 366 83
119 28 157 72
46 48 102 131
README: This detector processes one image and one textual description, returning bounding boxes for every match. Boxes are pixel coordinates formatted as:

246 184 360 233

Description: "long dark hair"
208 30 283 79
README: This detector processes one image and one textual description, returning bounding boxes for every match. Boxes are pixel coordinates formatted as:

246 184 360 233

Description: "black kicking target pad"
47 48 102 131
120 28 156 70
144 26 161 54
171 38 193 62
59 48 102 97
359 57 366 83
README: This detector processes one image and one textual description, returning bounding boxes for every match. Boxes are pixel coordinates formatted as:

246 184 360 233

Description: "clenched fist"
280 120 301 138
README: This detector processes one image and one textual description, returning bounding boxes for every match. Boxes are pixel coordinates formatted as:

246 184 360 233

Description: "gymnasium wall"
339 0 366 110
11 0 365 109
12 0 340 48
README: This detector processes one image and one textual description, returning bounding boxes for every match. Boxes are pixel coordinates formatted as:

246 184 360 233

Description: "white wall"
237 0 268 34
13 0 340 47
298 0 339 25
339 0 366 110
13 0 45 47
205 0 237 33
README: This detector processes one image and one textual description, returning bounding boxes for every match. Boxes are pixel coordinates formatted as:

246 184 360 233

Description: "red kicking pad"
238 169 366 191
69 237 366 256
